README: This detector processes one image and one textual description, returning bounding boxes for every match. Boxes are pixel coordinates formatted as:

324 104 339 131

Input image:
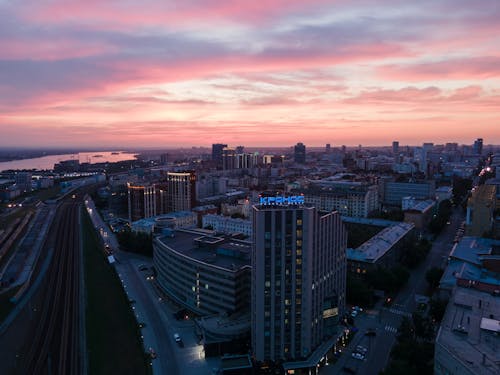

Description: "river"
0 151 138 172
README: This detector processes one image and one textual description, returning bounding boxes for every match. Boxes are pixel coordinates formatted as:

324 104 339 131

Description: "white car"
352 352 364 360
356 345 368 354
351 310 358 318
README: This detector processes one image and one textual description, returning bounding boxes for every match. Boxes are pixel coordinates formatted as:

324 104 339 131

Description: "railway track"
23 200 82 375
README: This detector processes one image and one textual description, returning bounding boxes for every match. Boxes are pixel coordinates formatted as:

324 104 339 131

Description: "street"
322 206 464 375
85 196 218 375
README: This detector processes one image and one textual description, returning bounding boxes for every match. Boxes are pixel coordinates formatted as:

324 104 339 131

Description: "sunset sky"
1 0 500 148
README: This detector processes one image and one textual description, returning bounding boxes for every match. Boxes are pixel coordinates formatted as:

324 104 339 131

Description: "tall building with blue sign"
251 198 347 368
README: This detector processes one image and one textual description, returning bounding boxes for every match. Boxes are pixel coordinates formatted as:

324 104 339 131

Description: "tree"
425 267 444 290
346 275 373 307
429 298 448 322
117 230 153 256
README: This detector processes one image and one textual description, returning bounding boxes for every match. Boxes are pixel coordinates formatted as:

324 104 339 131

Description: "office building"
212 143 228 167
166 171 196 212
473 138 484 155
153 229 251 315
294 142 306 164
222 148 236 170
252 201 346 364
392 141 399 155
303 181 379 218
380 180 436 207
127 183 158 222
325 144 331 153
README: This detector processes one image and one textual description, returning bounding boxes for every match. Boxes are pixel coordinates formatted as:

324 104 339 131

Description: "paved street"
322 206 464 375
85 196 218 375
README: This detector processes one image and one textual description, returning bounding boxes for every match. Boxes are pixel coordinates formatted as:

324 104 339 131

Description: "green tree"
425 267 444 290
346 275 373 307
429 298 448 322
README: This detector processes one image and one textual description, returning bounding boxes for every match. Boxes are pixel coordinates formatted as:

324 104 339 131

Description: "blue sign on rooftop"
259 195 304 205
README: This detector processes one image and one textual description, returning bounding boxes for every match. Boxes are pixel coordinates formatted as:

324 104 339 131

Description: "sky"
1 0 500 148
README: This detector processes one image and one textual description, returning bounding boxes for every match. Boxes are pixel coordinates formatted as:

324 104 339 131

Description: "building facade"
303 182 379 218
166 171 197 212
127 183 158 222
252 203 346 362
154 229 251 316
294 143 306 164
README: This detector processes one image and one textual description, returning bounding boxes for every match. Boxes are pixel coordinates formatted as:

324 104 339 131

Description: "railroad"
23 198 82 375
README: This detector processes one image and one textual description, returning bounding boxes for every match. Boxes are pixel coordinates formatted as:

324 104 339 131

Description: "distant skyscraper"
473 138 483 155
392 141 399 155
212 143 227 167
252 200 346 363
294 142 306 164
222 147 236 170
326 143 331 153
166 171 196 212
235 145 245 154
160 153 168 165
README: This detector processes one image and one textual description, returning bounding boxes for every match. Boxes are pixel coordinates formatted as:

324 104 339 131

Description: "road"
84 195 218 375
322 206 464 375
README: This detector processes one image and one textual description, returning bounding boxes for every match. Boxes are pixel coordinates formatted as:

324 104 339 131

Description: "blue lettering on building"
259 195 304 205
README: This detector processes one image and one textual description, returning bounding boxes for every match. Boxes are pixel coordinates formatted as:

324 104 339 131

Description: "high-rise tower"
252 197 346 363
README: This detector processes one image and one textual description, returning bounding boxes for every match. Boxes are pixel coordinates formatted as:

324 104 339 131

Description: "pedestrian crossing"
385 325 398 333
387 308 412 318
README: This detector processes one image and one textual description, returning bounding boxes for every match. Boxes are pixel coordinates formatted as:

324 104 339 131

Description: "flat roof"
220 354 252 370
347 222 414 263
480 318 500 333
157 229 251 271
436 288 500 375
405 199 435 213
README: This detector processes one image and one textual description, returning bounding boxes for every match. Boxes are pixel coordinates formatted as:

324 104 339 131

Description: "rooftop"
436 288 500 375
156 229 251 271
440 237 500 290
347 222 414 263
405 199 436 213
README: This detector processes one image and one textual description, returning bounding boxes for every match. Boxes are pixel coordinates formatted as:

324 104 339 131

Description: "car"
173 333 184 347
356 345 367 354
352 352 364 360
342 366 356 374
351 310 358 318
138 322 146 329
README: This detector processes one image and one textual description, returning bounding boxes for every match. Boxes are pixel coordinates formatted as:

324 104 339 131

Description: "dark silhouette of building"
212 143 228 168
294 142 306 164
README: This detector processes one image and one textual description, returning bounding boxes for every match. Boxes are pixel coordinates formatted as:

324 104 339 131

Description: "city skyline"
1 0 500 148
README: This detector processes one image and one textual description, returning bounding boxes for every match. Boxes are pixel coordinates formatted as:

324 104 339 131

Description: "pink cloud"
378 56 500 81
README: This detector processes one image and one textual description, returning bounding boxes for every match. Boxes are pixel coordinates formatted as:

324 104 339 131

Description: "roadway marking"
388 308 412 318
385 325 398 333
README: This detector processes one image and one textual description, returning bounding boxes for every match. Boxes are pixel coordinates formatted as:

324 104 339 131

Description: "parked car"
174 333 184 347
352 352 365 360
